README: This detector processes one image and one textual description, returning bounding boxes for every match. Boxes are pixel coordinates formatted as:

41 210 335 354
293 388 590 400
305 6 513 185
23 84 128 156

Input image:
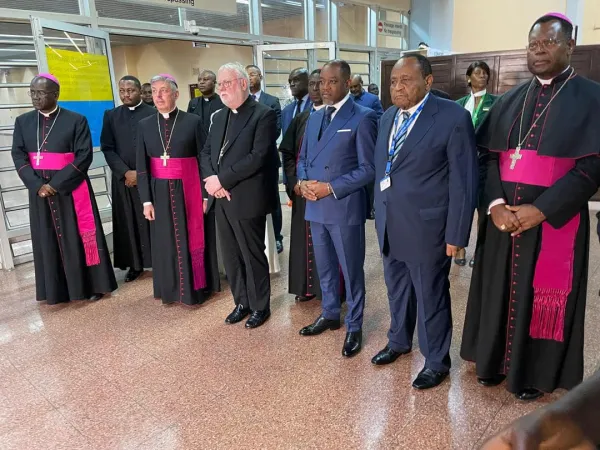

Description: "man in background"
246 64 284 254
350 74 384 118
367 83 379 97
101 75 154 282
281 67 311 135
187 70 224 145
141 82 154 107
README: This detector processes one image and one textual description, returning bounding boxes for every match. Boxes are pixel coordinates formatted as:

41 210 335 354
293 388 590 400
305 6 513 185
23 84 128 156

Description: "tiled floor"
1 209 599 450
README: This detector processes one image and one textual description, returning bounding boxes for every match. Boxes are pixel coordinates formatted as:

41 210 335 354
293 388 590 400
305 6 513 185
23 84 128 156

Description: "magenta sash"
28 152 100 266
498 149 578 342
150 157 206 290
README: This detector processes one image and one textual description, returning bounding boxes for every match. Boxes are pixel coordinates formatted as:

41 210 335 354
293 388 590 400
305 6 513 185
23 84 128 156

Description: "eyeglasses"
28 90 57 98
216 78 243 91
527 38 564 52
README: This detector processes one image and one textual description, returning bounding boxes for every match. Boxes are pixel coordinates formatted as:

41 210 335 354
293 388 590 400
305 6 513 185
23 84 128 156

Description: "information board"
46 48 115 147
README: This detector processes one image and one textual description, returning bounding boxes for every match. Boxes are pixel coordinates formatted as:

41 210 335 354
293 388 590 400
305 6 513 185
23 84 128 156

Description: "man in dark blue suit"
350 75 384 118
281 68 312 136
297 60 377 357
246 64 285 253
371 54 477 389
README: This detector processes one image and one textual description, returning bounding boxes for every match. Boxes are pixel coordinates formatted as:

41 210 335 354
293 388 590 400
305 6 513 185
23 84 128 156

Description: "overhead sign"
131 0 237 15
377 20 403 38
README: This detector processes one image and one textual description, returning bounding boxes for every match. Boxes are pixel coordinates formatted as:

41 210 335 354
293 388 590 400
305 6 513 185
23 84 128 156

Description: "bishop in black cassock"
461 14 600 401
12 74 117 304
101 76 154 282
137 74 220 306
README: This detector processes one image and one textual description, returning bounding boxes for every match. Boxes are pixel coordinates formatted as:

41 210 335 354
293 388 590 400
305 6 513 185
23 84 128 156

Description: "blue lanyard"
385 94 429 175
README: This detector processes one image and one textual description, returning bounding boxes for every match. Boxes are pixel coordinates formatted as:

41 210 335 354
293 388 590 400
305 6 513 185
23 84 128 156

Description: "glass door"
0 18 118 270
254 42 336 110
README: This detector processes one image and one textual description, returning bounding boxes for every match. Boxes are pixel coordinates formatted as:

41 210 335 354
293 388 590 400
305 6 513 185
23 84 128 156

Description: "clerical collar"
128 100 143 111
536 66 572 86
161 107 177 119
39 105 59 118
231 96 252 115
203 94 215 102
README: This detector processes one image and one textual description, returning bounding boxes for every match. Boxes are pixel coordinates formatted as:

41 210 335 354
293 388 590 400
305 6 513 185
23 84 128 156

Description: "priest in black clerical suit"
137 74 220 306
12 74 117 304
187 70 224 148
461 13 600 401
101 76 154 282
201 63 279 329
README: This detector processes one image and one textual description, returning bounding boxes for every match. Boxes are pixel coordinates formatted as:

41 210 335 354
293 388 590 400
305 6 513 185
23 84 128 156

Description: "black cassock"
280 110 322 299
461 71 600 393
11 108 117 304
137 108 220 305
100 103 154 271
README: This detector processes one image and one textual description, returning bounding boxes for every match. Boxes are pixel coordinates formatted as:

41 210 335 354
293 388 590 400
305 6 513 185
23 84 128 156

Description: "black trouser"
365 182 375 216
216 203 270 312
272 200 283 242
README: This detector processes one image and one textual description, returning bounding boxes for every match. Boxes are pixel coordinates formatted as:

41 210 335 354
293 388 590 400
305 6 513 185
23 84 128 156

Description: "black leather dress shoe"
454 258 467 266
342 330 362 357
371 345 410 365
245 309 271 328
276 241 283 254
299 316 341 336
87 294 104 302
477 375 506 387
412 367 449 390
225 305 250 324
515 388 544 402
469 258 476 268
125 269 143 283
295 294 316 302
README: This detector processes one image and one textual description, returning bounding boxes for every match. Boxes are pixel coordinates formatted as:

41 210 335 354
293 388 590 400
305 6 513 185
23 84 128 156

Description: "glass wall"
262 0 306 39
315 0 329 41
337 2 368 46
340 50 370 84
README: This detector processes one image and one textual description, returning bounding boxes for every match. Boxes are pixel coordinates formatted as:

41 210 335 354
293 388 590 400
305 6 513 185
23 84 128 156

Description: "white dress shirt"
388 93 429 149
464 89 487 116
294 94 310 117
252 90 262 102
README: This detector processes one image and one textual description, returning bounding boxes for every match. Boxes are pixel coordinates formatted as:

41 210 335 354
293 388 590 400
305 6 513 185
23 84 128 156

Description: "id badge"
380 176 391 191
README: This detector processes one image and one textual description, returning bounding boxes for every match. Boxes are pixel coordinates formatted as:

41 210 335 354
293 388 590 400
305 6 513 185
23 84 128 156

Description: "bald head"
350 74 364 97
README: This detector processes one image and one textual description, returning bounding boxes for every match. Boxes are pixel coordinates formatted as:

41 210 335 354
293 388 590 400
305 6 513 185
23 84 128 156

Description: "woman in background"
454 60 497 268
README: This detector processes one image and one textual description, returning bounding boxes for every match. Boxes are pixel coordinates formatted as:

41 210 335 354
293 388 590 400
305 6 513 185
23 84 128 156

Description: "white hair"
150 75 178 92
218 62 249 92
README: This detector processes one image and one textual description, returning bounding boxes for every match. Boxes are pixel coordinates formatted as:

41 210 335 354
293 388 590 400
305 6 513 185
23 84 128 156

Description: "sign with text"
131 0 236 15
377 20 403 38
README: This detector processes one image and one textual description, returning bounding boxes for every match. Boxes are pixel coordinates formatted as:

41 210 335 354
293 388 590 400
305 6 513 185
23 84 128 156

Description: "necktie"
294 99 302 118
391 111 412 162
251 94 257 101
319 106 336 140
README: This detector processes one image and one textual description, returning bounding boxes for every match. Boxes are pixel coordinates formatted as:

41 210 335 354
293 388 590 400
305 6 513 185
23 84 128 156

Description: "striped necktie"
391 111 411 162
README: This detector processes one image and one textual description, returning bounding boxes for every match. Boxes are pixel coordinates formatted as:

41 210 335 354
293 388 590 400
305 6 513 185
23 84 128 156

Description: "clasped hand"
203 175 231 201
300 180 331 201
490 204 546 236
38 184 56 198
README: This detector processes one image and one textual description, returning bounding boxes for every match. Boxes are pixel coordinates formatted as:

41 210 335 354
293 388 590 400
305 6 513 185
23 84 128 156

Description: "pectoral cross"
160 152 170 167
34 152 44 166
509 146 522 170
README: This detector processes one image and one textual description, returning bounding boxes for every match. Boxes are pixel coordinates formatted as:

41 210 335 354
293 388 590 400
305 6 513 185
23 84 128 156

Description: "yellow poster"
45 48 113 102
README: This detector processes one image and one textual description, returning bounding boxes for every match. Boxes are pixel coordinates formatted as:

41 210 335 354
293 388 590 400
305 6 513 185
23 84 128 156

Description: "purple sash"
498 149 577 342
150 157 206 290
28 152 100 266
